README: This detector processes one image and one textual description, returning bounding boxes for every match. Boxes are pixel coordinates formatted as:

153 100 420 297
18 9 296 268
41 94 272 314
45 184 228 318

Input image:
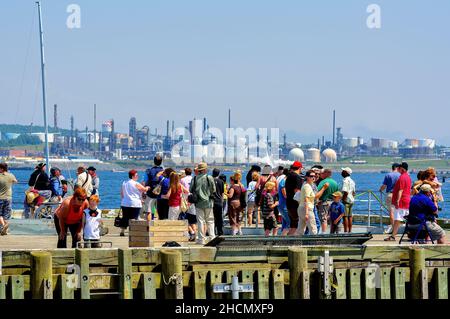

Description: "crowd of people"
0 156 447 246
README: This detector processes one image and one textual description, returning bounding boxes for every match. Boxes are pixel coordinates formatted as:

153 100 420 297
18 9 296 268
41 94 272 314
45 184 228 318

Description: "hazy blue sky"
1 0 450 144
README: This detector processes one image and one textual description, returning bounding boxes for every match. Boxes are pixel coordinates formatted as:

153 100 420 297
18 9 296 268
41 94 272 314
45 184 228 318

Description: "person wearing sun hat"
190 162 216 244
341 167 356 233
329 191 345 234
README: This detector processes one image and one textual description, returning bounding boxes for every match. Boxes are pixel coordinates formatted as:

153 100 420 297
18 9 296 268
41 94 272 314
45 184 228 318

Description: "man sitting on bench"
408 184 446 244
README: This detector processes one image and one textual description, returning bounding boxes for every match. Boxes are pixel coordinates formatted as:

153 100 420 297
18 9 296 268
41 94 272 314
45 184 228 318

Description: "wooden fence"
0 245 449 299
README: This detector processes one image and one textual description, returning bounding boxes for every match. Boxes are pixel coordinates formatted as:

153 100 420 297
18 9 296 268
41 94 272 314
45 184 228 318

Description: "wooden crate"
129 220 189 247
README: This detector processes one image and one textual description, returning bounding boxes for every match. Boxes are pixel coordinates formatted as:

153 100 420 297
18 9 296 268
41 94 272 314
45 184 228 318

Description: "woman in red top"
163 172 189 220
54 187 89 248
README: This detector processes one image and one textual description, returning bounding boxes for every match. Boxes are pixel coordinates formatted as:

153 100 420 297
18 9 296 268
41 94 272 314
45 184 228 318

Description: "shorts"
263 215 278 231
386 193 393 212
330 223 343 234
0 199 12 220
247 201 257 211
143 197 158 214
317 201 331 224
168 206 181 220
408 221 446 241
394 208 408 222
287 206 299 229
344 203 353 217
186 213 197 225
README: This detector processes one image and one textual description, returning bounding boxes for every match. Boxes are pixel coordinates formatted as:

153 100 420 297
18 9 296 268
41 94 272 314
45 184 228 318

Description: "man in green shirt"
0 163 18 235
317 169 339 233
190 162 216 244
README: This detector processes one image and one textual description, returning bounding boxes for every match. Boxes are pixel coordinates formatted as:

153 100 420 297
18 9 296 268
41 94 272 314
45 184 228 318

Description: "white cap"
341 167 352 175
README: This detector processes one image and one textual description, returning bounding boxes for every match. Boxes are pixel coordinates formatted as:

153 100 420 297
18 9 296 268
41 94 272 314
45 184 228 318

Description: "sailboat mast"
36 1 50 175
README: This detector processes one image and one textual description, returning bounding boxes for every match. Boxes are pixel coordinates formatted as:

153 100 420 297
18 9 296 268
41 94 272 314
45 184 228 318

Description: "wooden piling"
410 247 428 299
392 268 406 299
161 249 183 299
288 248 308 299
30 251 53 299
118 248 133 299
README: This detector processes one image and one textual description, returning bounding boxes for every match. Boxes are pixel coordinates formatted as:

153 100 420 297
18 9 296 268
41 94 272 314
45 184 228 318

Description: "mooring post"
409 247 428 299
161 249 183 299
30 251 53 299
288 247 308 299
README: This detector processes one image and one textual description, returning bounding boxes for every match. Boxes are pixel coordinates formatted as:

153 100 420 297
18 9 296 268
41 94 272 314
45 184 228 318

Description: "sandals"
384 235 396 241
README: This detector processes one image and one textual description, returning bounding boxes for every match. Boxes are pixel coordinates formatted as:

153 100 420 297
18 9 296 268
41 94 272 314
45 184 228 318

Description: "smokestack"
166 120 169 137
318 138 320 150
228 108 231 129
53 104 57 129
332 109 336 146
322 135 325 148
70 115 74 149
283 133 287 147
172 121 174 136
203 117 207 132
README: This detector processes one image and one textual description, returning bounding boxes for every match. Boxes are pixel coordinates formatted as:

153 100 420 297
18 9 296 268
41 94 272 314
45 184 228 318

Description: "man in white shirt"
76 166 93 198
341 167 356 233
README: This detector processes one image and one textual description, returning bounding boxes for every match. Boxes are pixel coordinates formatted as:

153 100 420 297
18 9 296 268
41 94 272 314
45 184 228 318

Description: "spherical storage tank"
289 148 305 162
322 148 337 163
306 148 321 163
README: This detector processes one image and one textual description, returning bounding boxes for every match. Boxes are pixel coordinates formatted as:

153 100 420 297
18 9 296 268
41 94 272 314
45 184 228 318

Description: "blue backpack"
146 166 163 197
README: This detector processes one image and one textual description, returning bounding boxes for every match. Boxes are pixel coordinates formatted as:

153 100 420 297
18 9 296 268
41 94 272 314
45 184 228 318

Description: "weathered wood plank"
377 268 391 299
193 271 207 299
392 268 406 299
209 270 224 299
75 249 90 299
433 267 448 299
10 275 25 299
271 269 285 299
192 263 271 271
0 276 7 299
118 249 133 299
347 269 362 299
140 273 157 299
59 274 75 299
256 269 270 299
241 269 255 299
334 269 347 299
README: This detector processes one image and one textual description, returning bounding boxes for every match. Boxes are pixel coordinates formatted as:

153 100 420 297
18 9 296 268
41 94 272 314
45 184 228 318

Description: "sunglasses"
76 197 86 201
308 175 316 178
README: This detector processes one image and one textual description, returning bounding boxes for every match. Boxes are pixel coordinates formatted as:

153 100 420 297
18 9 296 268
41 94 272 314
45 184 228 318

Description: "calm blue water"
9 169 450 218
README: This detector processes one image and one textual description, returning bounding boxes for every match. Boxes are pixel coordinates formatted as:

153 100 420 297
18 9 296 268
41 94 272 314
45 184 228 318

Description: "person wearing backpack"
189 162 216 244
254 165 277 224
142 155 164 220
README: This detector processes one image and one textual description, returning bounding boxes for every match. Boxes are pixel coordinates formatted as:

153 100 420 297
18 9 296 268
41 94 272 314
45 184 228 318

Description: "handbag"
152 177 164 196
114 208 123 227
180 194 188 213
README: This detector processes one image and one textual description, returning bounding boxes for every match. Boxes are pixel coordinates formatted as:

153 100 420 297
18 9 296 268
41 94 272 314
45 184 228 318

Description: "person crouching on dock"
54 187 89 248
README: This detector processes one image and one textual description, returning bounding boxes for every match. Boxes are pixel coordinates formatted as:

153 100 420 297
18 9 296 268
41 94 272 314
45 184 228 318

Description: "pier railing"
241 190 391 229
0 245 448 299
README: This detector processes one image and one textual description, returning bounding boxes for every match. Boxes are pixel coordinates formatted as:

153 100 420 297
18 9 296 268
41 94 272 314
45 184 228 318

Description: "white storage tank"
306 148 321 163
343 138 358 148
289 148 305 162
322 148 337 163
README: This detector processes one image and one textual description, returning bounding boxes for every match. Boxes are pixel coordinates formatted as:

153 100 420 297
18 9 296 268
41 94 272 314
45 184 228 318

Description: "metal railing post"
379 191 383 229
367 192 371 228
